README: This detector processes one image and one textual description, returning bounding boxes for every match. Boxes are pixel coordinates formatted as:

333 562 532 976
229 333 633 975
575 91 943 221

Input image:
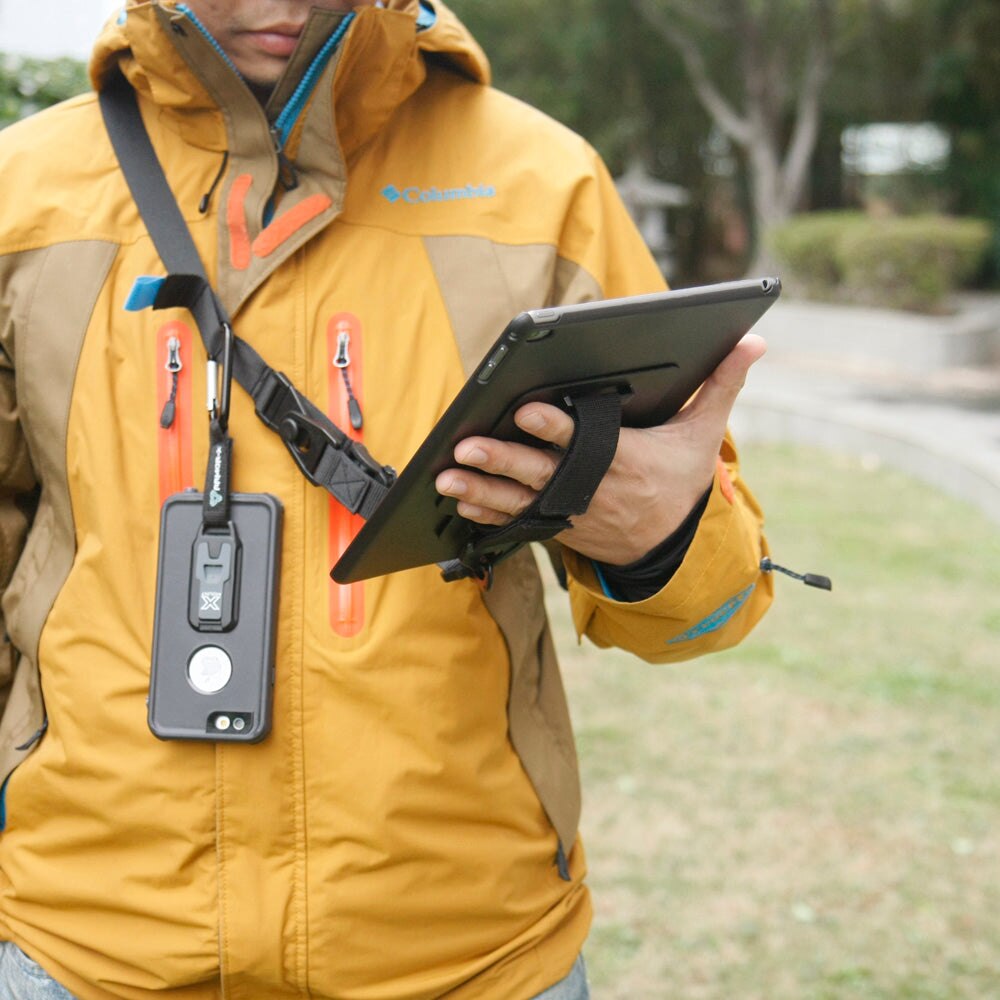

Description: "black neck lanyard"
202 322 235 530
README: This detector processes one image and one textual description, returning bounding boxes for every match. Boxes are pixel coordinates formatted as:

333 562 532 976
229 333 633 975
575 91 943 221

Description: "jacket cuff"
590 485 711 602
562 468 771 659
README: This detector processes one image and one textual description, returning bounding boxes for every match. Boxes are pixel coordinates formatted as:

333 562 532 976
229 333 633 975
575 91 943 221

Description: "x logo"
201 592 222 612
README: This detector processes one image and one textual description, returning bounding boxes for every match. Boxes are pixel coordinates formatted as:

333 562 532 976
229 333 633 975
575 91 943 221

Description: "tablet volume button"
477 343 509 383
531 309 561 324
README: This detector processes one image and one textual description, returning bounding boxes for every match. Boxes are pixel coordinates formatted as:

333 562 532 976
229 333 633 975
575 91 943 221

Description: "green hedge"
768 212 992 312
0 54 89 129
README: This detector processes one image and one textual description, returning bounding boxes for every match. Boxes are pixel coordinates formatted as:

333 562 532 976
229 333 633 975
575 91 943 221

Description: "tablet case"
333 277 781 582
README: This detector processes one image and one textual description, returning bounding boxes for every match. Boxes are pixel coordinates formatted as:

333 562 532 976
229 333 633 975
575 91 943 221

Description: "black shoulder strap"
100 71 211 280
99 70 395 519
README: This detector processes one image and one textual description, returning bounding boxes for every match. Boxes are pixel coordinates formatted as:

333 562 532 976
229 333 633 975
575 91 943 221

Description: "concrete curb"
731 394 1000 526
755 296 1000 374
731 295 1000 527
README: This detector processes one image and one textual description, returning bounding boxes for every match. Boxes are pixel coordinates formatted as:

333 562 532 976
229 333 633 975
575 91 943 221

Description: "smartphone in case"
148 491 282 743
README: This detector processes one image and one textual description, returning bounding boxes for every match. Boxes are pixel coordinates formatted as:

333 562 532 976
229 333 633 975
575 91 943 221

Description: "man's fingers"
453 433 562 491
435 334 764 537
435 468 535 521
513 403 576 449
435 412 573 524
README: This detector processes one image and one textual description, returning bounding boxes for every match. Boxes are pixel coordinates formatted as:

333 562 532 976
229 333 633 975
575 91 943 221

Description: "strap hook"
207 322 234 432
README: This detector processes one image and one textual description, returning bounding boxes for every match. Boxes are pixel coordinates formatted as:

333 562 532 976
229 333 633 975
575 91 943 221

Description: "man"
0 1 773 997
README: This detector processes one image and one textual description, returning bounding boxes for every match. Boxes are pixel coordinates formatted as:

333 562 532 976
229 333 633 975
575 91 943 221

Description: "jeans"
0 942 76 999
0 941 588 1000
529 955 590 1000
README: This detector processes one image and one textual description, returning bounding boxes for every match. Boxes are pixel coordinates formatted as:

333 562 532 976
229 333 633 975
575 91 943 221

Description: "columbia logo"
381 183 497 205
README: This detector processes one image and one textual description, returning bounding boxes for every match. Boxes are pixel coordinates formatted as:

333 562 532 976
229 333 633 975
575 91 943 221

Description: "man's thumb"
689 333 767 420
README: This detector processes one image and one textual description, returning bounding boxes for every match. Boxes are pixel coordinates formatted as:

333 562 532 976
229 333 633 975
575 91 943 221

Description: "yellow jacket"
0 2 772 997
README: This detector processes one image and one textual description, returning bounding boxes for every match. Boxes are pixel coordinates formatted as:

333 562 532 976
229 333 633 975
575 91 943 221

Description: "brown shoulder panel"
0 241 117 782
422 235 602 378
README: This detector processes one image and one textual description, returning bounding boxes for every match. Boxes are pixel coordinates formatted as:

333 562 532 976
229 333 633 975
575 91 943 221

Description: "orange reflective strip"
252 194 332 259
327 312 366 637
226 173 253 271
157 321 195 504
716 456 736 505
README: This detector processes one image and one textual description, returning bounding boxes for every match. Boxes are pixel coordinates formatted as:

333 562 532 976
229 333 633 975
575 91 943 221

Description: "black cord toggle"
760 557 832 591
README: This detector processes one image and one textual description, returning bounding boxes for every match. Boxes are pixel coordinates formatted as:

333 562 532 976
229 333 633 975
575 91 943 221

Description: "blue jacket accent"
667 584 756 644
417 1 438 30
124 275 166 312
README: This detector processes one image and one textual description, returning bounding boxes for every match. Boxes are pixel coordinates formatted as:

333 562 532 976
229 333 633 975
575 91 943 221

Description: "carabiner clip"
206 322 235 431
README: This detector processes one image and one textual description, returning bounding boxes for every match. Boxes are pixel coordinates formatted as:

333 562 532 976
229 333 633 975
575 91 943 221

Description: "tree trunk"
630 0 833 273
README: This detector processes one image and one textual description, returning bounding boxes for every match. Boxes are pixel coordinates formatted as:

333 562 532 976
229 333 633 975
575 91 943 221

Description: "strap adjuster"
278 411 347 486
254 370 313 434
279 412 396 516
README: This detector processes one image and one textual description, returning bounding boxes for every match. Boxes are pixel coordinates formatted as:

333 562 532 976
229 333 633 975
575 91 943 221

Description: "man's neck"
246 80 276 107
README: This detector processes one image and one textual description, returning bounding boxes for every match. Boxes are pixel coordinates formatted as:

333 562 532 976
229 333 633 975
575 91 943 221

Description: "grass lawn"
547 443 1000 1000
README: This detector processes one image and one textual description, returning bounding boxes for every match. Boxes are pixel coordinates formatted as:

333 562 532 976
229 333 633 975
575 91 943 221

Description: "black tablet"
332 277 781 582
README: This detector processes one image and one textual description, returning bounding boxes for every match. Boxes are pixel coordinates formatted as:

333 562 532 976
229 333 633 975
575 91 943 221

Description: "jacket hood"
88 1 491 138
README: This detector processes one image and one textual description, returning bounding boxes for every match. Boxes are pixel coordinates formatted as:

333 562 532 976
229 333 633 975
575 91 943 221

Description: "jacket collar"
89 2 491 312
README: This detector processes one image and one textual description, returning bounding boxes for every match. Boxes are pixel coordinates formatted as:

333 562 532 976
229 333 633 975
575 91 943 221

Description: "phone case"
148 491 283 743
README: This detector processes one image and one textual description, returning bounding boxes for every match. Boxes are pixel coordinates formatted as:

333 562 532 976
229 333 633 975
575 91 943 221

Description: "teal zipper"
175 4 357 216
177 3 356 157
175 4 243 79
416 1 437 31
271 13 356 147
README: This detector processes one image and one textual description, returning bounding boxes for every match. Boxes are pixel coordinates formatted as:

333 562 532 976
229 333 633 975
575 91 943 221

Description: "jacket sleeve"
550 147 773 661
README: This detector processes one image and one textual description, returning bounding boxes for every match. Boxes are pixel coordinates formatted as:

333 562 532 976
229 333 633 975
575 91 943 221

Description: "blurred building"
615 159 689 281
841 122 952 214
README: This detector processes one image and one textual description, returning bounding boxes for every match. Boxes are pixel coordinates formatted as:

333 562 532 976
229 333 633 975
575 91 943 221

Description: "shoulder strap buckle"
279 411 396 518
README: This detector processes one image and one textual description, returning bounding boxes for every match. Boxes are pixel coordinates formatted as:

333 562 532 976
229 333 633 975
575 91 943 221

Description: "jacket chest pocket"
156 321 196 502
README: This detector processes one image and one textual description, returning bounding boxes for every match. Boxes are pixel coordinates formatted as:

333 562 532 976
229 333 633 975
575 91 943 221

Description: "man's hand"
435 333 767 566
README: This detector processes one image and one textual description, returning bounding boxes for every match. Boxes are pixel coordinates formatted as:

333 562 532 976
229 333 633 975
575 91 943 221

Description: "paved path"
729 296 1000 526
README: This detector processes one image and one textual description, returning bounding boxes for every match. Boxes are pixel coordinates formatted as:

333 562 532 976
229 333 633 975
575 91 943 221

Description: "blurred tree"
0 54 89 129
451 0 869 274
628 0 840 267
449 0 720 280
446 0 644 165
925 0 1000 281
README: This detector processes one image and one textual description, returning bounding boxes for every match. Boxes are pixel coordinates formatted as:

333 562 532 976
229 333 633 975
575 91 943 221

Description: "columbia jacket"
0 2 773 997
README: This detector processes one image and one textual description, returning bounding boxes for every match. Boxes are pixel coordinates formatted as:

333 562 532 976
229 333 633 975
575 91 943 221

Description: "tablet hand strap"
441 390 623 583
